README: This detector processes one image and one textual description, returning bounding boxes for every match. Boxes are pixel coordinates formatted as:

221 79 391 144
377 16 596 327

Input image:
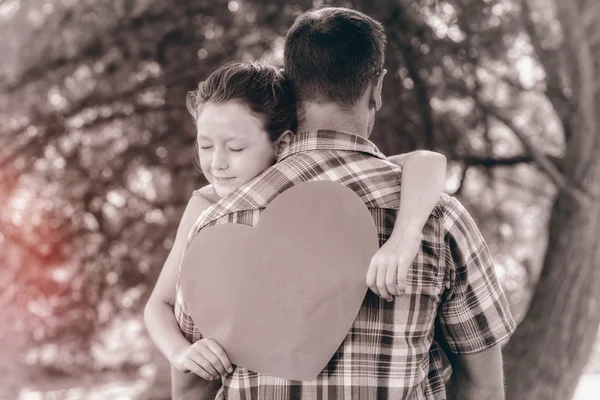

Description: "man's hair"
187 61 297 143
284 7 386 108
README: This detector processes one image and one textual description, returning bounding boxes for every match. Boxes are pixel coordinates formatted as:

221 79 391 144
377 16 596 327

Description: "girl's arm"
366 150 447 301
388 150 447 234
144 192 213 365
143 191 222 398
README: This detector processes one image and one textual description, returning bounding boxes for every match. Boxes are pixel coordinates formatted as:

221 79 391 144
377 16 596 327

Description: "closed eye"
230 147 245 152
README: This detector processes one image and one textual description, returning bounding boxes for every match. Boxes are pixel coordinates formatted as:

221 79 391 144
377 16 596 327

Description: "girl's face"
196 101 279 197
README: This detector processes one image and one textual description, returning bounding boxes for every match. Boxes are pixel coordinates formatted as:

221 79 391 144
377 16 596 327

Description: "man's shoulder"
270 150 404 208
274 148 403 180
435 193 469 219
434 193 486 241
197 149 405 229
433 193 457 217
277 147 395 166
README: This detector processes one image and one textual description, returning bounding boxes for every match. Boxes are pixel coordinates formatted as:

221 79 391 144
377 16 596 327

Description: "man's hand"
366 231 421 301
171 338 233 380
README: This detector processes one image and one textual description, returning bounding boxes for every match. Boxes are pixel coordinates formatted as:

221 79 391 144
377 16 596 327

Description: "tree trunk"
503 181 600 399
503 2 600 398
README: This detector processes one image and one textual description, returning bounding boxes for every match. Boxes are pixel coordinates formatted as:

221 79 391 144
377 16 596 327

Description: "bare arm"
143 192 219 399
367 150 447 300
388 150 447 233
144 192 213 364
446 345 505 400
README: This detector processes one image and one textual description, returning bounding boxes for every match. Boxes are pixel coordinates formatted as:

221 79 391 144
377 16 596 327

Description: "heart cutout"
180 181 379 381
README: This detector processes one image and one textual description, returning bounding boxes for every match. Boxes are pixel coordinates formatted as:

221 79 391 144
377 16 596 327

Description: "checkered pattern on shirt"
174 130 515 399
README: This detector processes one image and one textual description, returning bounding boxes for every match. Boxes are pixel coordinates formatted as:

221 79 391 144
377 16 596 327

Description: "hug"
144 6 514 400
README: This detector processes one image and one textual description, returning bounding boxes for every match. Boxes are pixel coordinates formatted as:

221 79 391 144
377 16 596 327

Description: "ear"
274 130 294 156
370 69 387 111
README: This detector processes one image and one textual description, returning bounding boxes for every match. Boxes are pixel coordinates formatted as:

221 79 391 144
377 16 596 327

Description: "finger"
204 340 233 373
385 257 398 297
197 345 227 375
184 357 216 381
395 260 408 293
367 257 381 297
397 253 416 293
366 256 378 288
376 260 391 301
189 352 220 379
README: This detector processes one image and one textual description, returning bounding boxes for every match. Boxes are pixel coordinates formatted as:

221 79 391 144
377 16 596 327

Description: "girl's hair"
188 61 297 172
187 61 298 142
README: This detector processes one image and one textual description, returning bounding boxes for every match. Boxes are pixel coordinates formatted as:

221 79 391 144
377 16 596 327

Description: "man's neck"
297 102 369 137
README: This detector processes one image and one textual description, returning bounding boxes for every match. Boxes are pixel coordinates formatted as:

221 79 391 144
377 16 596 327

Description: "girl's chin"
213 185 237 197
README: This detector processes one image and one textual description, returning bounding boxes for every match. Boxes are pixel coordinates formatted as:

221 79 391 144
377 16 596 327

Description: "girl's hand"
171 338 233 380
366 231 421 301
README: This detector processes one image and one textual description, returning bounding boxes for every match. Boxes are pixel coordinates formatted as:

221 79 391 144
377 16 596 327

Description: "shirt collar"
277 130 387 162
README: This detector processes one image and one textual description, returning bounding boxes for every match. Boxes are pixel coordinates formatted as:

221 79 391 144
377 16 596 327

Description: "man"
175 7 515 399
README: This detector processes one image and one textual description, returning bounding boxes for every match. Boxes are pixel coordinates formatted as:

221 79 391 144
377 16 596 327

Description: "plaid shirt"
174 130 515 399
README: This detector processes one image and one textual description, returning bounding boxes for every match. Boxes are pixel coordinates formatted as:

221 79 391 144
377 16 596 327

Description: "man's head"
284 7 387 135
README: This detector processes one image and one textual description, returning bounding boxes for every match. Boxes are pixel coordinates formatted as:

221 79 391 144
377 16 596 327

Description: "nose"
211 147 228 171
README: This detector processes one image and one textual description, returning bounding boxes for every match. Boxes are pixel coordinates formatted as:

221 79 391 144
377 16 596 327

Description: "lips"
213 176 234 182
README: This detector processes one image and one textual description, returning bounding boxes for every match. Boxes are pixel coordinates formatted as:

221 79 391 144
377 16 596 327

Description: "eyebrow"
196 134 246 142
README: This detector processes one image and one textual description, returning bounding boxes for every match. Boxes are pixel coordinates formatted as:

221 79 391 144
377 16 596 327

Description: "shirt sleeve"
437 195 516 354
174 279 204 343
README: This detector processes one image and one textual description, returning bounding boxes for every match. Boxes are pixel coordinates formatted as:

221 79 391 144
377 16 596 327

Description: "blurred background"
1 0 599 399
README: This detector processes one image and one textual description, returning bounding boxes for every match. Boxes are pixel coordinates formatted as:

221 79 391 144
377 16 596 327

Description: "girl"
144 61 447 384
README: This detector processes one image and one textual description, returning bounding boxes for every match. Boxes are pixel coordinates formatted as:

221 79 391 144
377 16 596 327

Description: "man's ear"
274 130 294 156
370 69 387 111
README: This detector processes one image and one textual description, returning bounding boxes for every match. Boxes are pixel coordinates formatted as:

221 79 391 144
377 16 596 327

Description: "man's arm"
446 345 505 400
438 196 515 400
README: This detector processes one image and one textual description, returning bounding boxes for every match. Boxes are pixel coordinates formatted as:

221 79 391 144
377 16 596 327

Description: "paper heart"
180 181 379 381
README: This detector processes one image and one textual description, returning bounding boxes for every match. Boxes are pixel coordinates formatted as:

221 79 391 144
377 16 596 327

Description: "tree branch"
453 154 563 168
0 67 198 171
476 98 567 186
442 69 569 192
589 23 600 46
447 154 563 198
452 164 469 196
495 174 556 199
400 42 435 149
520 0 573 126
581 1 600 30
0 2 212 93
486 67 538 92
554 1 598 182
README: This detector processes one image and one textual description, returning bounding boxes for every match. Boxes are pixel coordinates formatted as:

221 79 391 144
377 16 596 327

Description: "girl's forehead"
196 101 266 140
